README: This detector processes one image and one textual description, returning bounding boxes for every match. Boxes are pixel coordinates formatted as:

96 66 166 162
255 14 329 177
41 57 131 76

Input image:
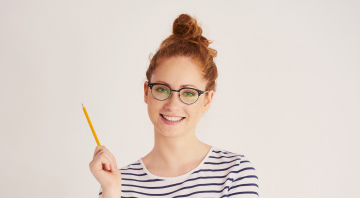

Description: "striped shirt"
98 146 259 197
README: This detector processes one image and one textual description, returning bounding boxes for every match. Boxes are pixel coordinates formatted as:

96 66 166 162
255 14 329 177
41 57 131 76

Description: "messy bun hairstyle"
146 14 218 97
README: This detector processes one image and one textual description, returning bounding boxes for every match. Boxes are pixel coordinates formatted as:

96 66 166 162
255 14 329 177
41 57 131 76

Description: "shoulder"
119 159 141 169
118 159 142 174
215 147 257 175
212 147 259 196
211 146 248 163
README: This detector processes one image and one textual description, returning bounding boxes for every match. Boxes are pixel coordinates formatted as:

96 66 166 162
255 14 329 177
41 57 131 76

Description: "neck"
146 126 211 170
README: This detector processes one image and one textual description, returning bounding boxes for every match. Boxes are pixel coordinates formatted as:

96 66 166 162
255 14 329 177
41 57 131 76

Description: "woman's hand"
89 145 122 190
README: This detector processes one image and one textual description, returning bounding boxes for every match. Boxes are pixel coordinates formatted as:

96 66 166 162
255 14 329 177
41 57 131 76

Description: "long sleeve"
228 155 259 197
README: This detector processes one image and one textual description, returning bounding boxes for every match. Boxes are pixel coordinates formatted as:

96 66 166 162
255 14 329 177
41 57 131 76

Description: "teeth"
162 114 184 121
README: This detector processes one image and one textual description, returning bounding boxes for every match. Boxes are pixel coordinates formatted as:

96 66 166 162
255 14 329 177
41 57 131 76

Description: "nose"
167 90 183 104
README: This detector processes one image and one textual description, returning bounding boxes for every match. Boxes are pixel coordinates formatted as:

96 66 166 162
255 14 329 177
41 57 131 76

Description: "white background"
1 0 359 197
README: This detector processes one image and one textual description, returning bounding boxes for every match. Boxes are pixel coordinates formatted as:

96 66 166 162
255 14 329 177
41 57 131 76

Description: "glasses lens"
180 88 199 104
152 84 171 100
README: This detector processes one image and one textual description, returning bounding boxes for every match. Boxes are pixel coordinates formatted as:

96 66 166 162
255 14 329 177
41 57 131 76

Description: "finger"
107 163 111 171
94 150 104 160
112 164 117 172
101 152 116 170
93 145 103 159
114 164 119 171
107 150 117 165
98 156 111 171
91 156 110 172
95 147 117 166
98 152 113 171
93 151 108 170
100 162 110 172
93 148 117 171
93 145 107 159
102 150 117 166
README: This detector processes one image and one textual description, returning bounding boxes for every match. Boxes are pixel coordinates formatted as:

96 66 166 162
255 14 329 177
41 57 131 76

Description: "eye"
156 88 170 94
184 92 196 97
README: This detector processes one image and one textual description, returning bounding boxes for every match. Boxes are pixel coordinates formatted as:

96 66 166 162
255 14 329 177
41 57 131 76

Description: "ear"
144 81 149 104
203 90 214 112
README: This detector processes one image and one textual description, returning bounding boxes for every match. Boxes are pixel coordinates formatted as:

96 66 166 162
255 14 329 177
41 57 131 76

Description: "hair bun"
173 14 203 42
146 13 218 94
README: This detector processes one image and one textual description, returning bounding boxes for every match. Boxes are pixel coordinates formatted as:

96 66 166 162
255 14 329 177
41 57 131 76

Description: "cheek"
147 100 157 112
147 98 162 115
189 104 203 118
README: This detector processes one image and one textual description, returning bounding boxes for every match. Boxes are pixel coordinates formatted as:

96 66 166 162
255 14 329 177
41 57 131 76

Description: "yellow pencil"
82 104 101 146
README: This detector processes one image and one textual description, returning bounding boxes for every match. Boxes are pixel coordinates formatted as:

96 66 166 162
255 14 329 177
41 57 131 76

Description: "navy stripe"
121 181 242 197
121 172 148 176
191 163 239 174
174 183 258 198
233 167 256 174
121 167 143 171
121 170 254 189
227 191 259 197
228 183 259 191
212 150 234 154
131 162 141 165
233 175 259 182
209 155 242 159
121 177 234 190
205 158 240 165
121 178 165 182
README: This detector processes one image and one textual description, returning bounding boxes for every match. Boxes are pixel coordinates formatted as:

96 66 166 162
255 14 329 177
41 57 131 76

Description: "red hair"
146 14 218 96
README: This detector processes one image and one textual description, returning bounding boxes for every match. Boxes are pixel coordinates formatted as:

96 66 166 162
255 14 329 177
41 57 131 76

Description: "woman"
89 14 259 198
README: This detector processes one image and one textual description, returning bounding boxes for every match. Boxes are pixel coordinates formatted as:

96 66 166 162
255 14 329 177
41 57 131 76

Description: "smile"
160 114 186 124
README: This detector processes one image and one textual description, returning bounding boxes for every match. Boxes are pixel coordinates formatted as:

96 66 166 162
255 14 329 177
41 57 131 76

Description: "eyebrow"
154 81 199 89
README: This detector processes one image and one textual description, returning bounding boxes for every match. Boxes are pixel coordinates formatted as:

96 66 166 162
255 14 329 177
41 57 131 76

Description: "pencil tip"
82 103 84 107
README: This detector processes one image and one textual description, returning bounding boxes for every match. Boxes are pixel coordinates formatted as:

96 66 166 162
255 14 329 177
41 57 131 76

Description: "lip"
162 114 185 118
160 114 186 125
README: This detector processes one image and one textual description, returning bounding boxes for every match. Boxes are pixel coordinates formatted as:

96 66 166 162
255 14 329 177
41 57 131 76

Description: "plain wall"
0 0 359 197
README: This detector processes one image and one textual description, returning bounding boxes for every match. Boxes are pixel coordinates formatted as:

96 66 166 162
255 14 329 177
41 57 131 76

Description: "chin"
156 128 183 137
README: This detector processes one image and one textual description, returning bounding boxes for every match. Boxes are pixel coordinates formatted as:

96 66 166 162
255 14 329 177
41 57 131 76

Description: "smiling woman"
90 13 259 198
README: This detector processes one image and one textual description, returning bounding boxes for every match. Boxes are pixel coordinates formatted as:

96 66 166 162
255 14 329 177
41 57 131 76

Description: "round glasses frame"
147 82 209 105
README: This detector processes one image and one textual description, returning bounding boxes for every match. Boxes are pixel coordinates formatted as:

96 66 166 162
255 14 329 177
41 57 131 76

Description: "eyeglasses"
147 82 209 105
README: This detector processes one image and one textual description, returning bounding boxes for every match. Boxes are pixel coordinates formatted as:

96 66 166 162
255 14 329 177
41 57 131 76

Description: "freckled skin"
144 56 214 138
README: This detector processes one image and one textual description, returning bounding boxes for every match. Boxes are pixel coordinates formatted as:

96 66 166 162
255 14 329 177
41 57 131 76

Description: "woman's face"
144 56 214 137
